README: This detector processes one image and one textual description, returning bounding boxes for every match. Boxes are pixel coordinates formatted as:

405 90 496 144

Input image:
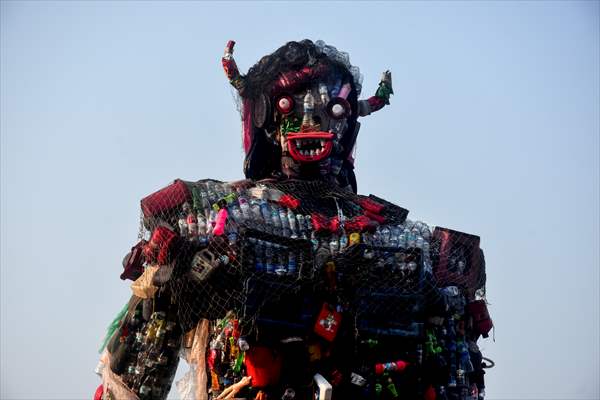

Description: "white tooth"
301 150 307 155
310 150 316 156
320 140 325 146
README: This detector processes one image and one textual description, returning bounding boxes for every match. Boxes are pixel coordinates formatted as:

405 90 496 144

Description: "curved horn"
358 70 393 117
221 40 246 95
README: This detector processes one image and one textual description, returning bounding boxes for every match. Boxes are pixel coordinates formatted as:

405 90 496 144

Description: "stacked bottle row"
362 219 433 272
246 238 301 276
424 318 485 400
118 310 182 399
207 315 246 397
177 182 318 244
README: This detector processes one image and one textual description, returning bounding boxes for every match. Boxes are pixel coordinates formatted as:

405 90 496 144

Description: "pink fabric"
242 99 253 154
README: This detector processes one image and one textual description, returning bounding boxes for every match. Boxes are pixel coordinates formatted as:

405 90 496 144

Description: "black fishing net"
97 38 492 400
100 176 490 400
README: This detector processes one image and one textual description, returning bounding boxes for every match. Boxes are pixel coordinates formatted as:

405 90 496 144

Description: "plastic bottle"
271 208 282 235
305 215 313 232
279 209 290 236
207 209 217 236
319 83 329 104
296 214 306 238
260 200 271 232
407 229 417 248
254 240 265 272
379 226 391 246
458 341 474 373
287 209 298 238
275 245 287 275
205 182 217 204
339 233 348 251
250 199 262 223
288 251 297 276
229 205 243 224
329 235 339 256
399 231 407 248
389 226 400 247
197 214 208 243
423 242 431 263
239 197 251 221
265 242 274 274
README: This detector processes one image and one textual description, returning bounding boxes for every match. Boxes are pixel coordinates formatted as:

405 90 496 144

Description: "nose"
301 91 317 131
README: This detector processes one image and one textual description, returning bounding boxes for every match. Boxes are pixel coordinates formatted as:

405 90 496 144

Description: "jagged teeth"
294 138 327 157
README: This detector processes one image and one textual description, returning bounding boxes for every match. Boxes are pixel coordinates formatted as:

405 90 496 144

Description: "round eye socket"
326 98 351 120
331 104 345 118
276 95 294 114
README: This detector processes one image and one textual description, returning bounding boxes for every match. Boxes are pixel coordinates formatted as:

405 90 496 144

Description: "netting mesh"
102 177 490 400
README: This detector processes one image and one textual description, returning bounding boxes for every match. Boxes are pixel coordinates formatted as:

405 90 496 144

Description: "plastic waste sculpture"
94 40 494 400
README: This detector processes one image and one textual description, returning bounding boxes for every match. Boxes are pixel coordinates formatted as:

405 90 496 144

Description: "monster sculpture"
94 40 494 400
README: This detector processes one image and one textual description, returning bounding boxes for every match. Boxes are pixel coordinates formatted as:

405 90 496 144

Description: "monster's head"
222 40 392 192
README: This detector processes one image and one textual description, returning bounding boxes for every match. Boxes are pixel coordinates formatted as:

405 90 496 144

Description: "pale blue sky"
1 1 599 399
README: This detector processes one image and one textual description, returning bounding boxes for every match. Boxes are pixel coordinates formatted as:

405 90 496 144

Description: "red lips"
287 132 334 163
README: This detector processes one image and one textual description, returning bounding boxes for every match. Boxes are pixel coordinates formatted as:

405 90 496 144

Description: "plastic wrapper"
130 265 159 299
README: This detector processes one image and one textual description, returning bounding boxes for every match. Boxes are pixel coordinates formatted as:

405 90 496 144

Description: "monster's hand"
375 70 393 105
358 70 394 117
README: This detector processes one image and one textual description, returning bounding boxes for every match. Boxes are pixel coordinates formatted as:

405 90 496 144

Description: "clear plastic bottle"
288 251 297 276
305 215 313 232
197 214 207 239
408 229 417 248
178 213 188 238
416 236 424 249
207 209 217 236
275 245 287 275
239 197 251 221
205 181 217 204
229 205 243 224
250 199 262 223
296 214 306 238
329 235 339 256
271 208 282 235
287 209 298 238
254 240 265 272
260 200 271 232
380 226 391 246
265 242 274 274
279 209 290 236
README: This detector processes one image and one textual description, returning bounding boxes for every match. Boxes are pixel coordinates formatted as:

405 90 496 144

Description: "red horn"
222 40 246 95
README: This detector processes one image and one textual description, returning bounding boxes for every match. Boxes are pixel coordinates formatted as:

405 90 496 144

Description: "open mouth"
287 132 335 163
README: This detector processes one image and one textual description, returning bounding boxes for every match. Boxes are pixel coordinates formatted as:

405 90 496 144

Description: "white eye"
279 98 290 110
331 103 345 117
276 95 294 114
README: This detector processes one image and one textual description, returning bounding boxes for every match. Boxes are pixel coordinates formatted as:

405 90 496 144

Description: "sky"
1 1 599 399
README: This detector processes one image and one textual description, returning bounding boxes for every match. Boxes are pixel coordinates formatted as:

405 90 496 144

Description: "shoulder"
367 192 486 293
139 178 250 217
140 179 193 219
